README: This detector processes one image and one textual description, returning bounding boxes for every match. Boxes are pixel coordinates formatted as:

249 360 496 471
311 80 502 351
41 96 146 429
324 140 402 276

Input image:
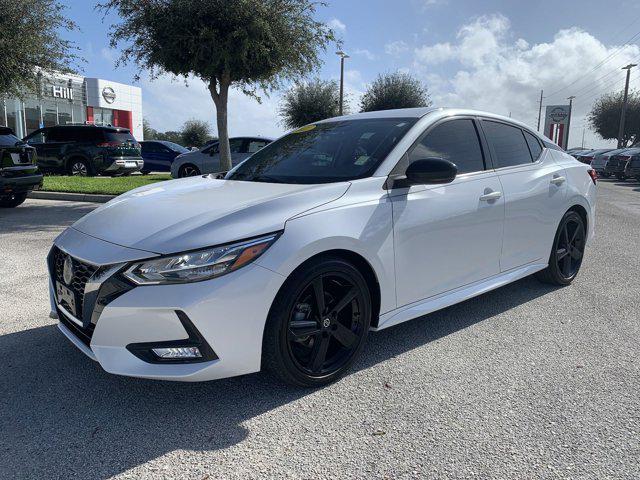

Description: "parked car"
604 147 640 180
591 148 630 178
624 153 640 181
574 148 613 165
48 107 596 387
23 125 143 176
567 148 591 158
139 140 189 173
0 127 42 208
170 136 273 178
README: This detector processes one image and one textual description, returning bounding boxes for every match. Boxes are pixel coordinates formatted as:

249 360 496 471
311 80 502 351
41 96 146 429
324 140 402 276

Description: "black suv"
23 125 143 176
0 127 42 208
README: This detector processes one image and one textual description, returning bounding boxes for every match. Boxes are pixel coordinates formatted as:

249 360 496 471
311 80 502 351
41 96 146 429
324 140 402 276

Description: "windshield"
163 141 189 153
225 118 417 184
0 133 21 147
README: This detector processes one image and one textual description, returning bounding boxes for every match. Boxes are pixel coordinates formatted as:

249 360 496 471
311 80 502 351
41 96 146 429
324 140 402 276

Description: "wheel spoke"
312 276 325 317
570 246 583 260
310 335 330 372
329 287 358 317
562 225 570 247
562 253 571 275
557 248 569 260
289 320 320 339
332 322 358 348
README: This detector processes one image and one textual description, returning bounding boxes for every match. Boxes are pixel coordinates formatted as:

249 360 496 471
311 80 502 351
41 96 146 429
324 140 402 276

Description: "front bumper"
49 228 286 381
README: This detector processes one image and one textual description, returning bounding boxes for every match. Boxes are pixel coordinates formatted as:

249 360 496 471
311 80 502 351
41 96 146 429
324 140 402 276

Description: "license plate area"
125 161 137 168
56 281 78 318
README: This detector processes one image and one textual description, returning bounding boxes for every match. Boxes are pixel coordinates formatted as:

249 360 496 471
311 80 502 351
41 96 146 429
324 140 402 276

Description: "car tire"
68 158 94 177
0 192 28 208
262 256 372 387
535 211 586 286
140 170 150 175
178 164 201 178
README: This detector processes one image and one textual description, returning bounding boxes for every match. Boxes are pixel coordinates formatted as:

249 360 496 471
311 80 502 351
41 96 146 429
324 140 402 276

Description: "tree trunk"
209 74 232 172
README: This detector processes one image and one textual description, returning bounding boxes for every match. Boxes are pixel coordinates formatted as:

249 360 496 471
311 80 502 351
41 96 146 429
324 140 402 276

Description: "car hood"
71 176 350 255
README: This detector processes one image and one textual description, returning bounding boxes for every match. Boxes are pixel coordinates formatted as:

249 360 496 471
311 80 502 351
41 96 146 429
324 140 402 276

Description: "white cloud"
353 48 376 60
385 40 409 57
100 47 117 64
327 18 346 32
413 14 640 147
141 75 284 138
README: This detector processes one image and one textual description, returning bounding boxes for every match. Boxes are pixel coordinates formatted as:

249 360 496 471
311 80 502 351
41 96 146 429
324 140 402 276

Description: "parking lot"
0 179 638 479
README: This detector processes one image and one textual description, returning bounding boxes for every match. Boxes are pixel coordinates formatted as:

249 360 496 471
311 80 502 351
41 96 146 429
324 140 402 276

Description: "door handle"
479 191 502 201
550 175 566 185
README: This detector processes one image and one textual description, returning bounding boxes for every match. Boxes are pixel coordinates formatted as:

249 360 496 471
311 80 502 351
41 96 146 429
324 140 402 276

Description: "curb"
28 191 116 203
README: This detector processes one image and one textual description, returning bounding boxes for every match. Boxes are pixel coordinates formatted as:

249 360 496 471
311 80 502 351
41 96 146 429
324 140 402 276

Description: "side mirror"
402 158 457 186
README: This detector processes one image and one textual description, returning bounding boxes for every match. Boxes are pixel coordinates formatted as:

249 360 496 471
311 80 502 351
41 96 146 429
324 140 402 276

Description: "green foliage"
100 0 336 170
42 174 171 195
279 79 341 129
180 119 212 148
588 90 640 147
360 72 431 113
0 0 81 98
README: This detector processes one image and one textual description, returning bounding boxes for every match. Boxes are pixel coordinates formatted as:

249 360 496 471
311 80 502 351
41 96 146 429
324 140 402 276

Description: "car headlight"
123 233 280 285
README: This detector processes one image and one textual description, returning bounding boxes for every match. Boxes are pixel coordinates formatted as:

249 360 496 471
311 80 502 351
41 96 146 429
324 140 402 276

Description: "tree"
100 0 335 171
0 0 80 98
279 78 341 129
588 90 640 147
181 119 211 148
143 118 159 140
360 72 431 113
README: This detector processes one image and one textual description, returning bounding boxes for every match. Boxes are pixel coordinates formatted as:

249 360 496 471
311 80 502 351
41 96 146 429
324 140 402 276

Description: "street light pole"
336 51 349 116
617 63 637 148
537 89 544 132
566 96 575 149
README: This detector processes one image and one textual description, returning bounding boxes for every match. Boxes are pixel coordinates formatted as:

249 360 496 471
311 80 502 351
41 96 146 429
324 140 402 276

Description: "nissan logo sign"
102 86 116 104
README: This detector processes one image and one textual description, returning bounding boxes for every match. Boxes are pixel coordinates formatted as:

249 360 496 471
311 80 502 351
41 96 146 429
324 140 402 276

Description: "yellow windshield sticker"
292 124 316 134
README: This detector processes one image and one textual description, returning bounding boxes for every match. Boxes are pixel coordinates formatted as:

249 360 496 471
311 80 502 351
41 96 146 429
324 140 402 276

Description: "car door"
390 117 505 307
141 142 162 171
479 119 567 272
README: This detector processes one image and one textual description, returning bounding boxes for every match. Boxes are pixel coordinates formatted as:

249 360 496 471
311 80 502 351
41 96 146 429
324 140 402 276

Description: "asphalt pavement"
0 179 638 479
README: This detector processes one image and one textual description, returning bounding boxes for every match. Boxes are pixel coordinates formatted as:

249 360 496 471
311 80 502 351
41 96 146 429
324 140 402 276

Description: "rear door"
140 142 165 171
24 129 49 169
390 117 505 306
480 120 567 271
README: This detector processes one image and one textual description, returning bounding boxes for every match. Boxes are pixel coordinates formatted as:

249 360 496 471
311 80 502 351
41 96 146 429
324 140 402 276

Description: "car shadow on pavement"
0 200 97 234
0 277 557 479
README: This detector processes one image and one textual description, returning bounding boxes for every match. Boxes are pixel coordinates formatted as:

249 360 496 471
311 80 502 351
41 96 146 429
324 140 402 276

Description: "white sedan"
48 108 597 386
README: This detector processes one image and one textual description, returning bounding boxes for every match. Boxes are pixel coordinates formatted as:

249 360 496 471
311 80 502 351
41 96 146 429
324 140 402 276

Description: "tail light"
96 141 121 148
587 169 597 184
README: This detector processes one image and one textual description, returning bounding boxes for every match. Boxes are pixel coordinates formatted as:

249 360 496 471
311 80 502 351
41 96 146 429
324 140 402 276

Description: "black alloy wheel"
70 159 91 176
179 164 201 178
263 257 372 387
536 211 586 285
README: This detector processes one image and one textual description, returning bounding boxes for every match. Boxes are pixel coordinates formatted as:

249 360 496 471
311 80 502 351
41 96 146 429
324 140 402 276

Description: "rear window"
523 131 543 161
104 131 137 144
0 133 20 147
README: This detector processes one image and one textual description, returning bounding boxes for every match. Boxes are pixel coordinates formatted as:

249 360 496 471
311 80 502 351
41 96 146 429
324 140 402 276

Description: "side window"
483 121 533 168
247 140 268 153
54 128 78 142
26 129 46 144
230 139 243 153
523 131 543 161
409 119 485 174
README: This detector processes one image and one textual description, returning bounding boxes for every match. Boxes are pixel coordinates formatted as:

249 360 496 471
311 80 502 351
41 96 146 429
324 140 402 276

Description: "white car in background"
170 136 273 178
48 107 597 387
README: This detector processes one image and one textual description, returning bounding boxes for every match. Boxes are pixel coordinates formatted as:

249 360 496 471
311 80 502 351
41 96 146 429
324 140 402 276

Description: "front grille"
52 246 99 318
58 306 95 347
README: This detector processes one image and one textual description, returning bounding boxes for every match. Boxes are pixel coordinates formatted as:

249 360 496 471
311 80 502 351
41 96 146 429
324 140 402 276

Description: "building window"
23 99 41 136
58 102 72 126
72 104 85 124
42 100 58 128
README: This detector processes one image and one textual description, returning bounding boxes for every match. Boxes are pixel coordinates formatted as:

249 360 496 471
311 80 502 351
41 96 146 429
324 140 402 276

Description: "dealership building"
0 72 143 140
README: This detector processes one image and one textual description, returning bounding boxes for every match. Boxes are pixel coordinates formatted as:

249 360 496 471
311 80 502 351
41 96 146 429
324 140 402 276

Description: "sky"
63 0 640 148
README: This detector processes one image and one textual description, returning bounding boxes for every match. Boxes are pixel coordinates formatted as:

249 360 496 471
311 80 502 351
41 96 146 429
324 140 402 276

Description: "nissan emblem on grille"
63 256 74 285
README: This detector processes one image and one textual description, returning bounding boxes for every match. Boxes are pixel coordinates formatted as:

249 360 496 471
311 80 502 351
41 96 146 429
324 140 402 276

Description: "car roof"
316 107 543 134
0 127 15 135
50 125 130 133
